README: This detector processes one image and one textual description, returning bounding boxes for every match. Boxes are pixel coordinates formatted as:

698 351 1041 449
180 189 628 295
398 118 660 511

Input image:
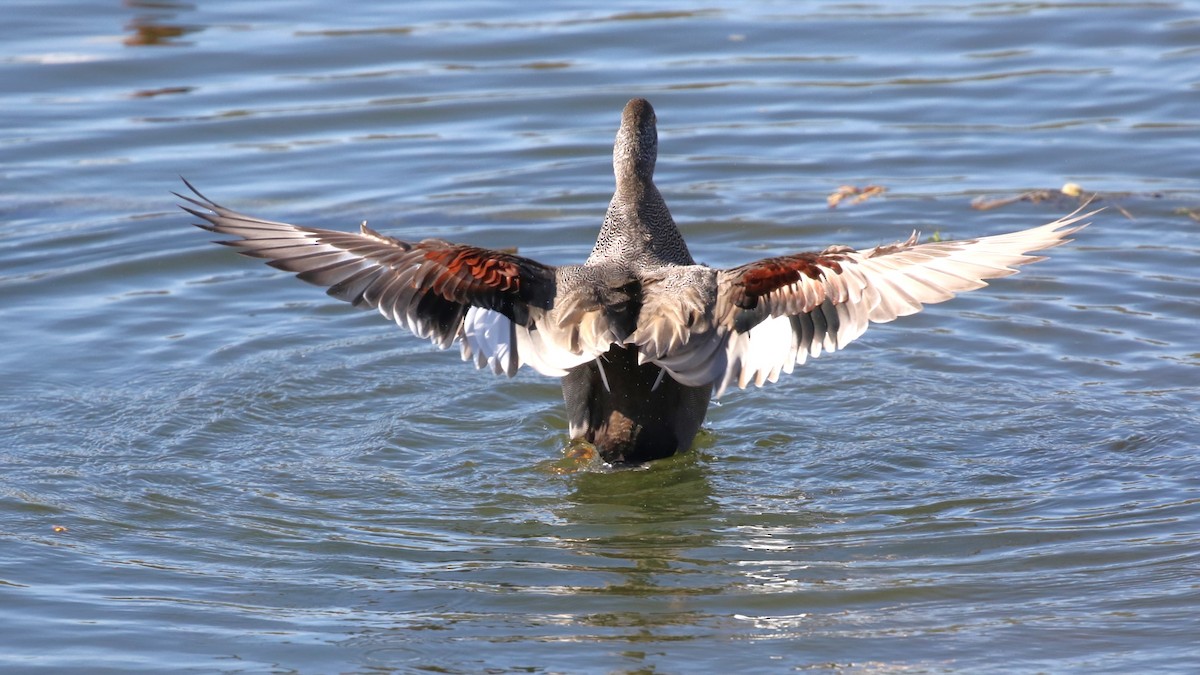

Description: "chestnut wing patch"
736 252 843 300
724 248 853 314
178 181 556 350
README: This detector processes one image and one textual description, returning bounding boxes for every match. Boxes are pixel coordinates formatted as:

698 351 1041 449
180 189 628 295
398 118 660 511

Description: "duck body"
564 345 712 464
180 98 1092 465
560 98 712 463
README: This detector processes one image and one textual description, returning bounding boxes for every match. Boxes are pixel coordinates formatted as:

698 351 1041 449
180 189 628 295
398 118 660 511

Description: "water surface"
2 1 1198 673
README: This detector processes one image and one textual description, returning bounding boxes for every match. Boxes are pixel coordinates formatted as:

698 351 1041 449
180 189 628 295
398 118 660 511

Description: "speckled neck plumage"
587 98 695 268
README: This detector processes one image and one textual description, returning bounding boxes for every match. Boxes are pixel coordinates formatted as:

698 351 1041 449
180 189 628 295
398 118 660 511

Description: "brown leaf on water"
130 86 193 99
972 188 1067 211
827 185 886 208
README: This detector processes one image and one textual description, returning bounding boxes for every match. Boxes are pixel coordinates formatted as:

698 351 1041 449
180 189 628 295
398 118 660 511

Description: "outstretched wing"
635 206 1096 396
178 180 581 374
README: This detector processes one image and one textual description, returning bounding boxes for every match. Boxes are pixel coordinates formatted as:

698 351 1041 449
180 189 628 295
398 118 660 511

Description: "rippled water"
2 1 1198 672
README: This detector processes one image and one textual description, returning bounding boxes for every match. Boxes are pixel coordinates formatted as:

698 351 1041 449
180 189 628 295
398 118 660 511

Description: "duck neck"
588 177 694 267
588 97 694 267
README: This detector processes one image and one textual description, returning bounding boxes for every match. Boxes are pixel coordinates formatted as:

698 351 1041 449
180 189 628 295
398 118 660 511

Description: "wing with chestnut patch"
178 181 593 375
639 206 1095 397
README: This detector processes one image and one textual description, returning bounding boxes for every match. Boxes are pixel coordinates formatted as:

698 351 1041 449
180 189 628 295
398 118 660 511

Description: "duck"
179 97 1092 465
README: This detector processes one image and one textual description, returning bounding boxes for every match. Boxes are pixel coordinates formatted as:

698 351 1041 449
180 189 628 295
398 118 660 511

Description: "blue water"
2 1 1198 672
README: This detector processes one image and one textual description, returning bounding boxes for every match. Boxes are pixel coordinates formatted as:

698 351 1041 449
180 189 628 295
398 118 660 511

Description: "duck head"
613 98 658 185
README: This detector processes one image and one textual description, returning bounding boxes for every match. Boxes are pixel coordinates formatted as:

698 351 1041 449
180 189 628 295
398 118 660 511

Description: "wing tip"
1046 201 1103 235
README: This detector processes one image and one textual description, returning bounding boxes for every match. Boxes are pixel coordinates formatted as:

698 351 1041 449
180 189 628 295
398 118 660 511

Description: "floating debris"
827 184 886 208
1174 207 1200 223
972 183 1139 219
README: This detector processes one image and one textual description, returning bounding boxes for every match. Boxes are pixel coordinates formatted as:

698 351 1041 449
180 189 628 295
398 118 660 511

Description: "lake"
1 1 1198 672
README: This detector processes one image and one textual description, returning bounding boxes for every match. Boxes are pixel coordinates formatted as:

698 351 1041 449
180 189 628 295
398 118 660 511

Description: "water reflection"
563 453 719 523
122 0 198 47
541 455 724 638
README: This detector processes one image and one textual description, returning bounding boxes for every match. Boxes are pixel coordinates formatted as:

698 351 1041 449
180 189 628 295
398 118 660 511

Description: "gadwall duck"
180 98 1092 465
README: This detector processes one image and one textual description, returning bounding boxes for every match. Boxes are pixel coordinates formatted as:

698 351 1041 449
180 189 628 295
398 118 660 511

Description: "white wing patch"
460 307 597 378
461 307 518 376
723 314 793 392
